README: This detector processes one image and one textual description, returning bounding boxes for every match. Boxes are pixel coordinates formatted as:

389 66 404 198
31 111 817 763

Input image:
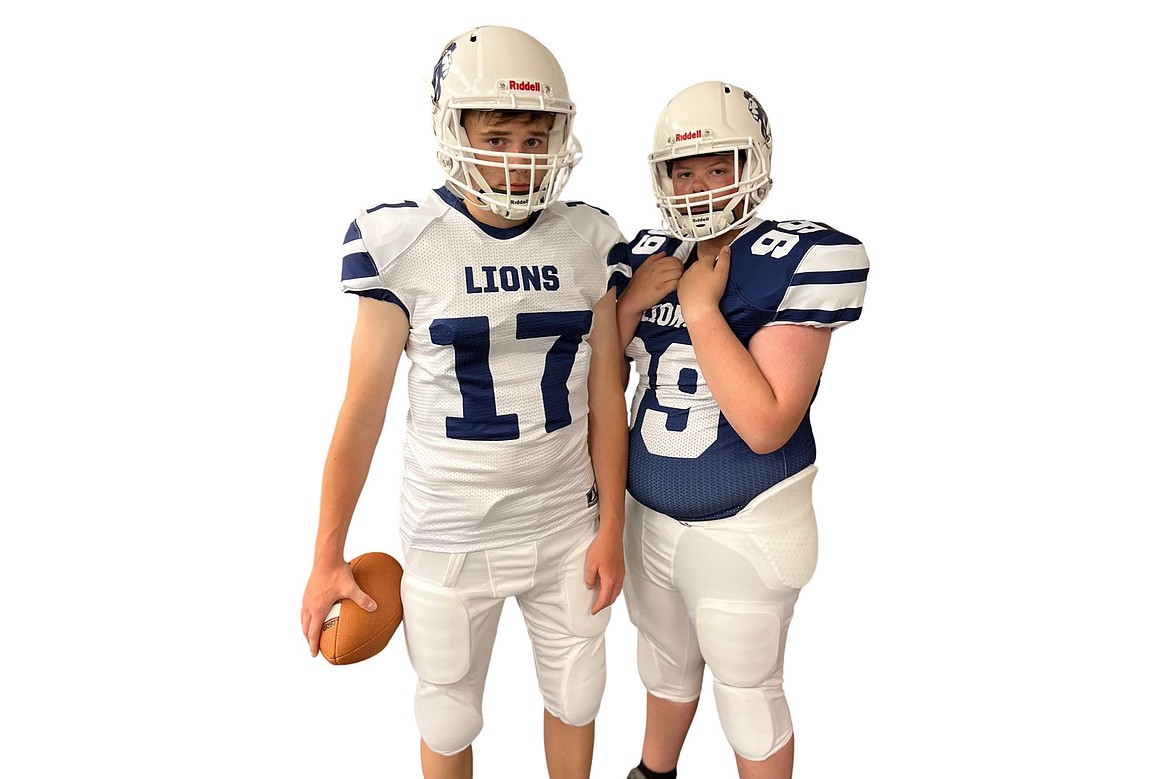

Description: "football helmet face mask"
430 27 581 220
649 81 773 240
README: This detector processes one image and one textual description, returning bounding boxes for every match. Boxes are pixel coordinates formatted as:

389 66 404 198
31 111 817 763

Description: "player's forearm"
615 293 644 351
684 306 794 454
588 390 628 534
314 412 385 565
587 289 628 531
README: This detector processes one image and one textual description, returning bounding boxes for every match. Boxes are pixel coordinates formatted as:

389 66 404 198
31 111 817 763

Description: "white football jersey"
340 188 625 552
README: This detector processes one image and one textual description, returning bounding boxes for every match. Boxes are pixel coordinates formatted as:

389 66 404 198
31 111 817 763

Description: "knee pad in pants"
696 598 793 760
550 626 608 726
529 530 611 726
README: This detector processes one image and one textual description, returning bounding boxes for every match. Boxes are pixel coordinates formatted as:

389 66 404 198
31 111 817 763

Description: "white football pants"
623 465 818 761
401 519 610 756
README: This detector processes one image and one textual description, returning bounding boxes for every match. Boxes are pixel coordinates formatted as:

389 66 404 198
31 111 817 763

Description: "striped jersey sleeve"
607 243 632 294
773 235 869 328
338 218 409 316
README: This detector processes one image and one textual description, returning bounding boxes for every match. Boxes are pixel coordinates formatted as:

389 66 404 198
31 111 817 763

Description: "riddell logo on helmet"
675 130 703 141
509 80 541 92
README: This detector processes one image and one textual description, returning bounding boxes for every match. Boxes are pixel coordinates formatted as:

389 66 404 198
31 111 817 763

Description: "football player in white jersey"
299 27 628 779
608 82 869 779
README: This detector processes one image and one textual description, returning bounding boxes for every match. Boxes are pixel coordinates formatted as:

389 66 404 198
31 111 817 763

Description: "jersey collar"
680 217 766 267
435 187 541 239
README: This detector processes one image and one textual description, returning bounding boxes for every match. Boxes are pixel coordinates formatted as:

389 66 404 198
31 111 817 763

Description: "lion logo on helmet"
431 41 456 103
743 90 771 144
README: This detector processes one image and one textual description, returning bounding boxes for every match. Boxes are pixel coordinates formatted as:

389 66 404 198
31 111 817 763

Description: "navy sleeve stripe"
347 288 409 319
793 268 870 285
774 307 862 325
341 251 378 282
366 201 419 213
344 220 362 244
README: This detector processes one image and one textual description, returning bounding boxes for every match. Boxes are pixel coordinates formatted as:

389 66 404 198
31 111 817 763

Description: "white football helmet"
430 26 581 220
649 81 773 240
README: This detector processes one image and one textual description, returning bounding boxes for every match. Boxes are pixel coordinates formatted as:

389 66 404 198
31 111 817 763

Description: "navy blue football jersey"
609 218 869 521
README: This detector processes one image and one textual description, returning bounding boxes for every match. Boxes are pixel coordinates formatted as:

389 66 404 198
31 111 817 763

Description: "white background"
3 1 1167 777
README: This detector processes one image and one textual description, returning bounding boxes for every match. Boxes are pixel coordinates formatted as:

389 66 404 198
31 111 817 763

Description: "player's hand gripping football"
301 559 378 657
622 251 684 312
677 244 731 319
583 523 624 615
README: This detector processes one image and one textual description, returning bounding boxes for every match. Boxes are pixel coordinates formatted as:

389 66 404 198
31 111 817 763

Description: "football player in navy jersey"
609 82 869 779
300 27 628 779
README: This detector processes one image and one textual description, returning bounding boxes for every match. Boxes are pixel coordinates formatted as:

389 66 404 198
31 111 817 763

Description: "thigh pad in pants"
401 574 472 686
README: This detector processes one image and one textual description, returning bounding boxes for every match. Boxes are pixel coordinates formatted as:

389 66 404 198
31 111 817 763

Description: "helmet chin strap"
677 189 749 239
487 192 536 220
463 186 544 221
680 212 726 239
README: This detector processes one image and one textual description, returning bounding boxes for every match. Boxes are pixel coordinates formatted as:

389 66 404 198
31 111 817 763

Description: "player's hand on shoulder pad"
623 252 684 312
300 559 377 657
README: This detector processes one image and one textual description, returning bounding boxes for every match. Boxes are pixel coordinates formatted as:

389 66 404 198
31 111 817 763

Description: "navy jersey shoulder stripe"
564 200 610 216
344 220 363 244
341 249 378 282
366 201 419 213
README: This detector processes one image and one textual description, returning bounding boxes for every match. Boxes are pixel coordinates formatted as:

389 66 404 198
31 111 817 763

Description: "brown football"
319 552 404 665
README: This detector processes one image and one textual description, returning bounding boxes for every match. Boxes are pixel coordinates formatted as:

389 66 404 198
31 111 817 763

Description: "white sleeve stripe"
798 243 869 273
342 238 367 256
340 275 386 292
780 281 867 312
609 261 632 279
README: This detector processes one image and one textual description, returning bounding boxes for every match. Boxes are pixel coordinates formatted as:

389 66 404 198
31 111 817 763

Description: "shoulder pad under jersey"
545 200 627 261
352 193 448 273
